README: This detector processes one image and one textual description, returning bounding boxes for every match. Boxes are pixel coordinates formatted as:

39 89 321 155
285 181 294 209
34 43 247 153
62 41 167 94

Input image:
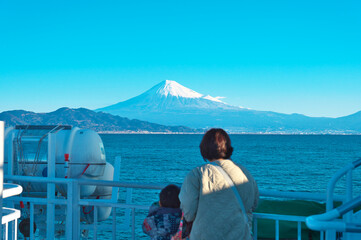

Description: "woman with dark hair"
179 128 259 240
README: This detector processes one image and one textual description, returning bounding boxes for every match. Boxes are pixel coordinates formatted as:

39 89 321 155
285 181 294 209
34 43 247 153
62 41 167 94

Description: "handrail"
1 207 21 225
5 174 346 202
254 212 307 221
3 183 23 199
260 189 344 202
306 195 361 233
326 159 358 211
304 158 361 240
5 175 167 189
327 158 361 211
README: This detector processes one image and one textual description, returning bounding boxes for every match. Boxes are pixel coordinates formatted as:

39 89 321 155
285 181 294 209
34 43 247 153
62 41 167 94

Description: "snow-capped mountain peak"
155 80 203 99
153 80 228 105
97 80 242 117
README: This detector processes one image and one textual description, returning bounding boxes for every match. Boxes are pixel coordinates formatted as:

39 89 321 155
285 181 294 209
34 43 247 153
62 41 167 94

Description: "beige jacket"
179 159 259 240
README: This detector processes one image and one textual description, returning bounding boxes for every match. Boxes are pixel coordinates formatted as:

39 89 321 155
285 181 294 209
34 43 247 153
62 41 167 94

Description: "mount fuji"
100 80 241 111
96 80 245 128
97 80 361 133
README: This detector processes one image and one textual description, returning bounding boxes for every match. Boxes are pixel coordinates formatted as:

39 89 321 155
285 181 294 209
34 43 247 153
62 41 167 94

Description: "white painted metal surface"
1 121 22 240
253 213 307 240
0 121 4 239
2 185 22 199
307 158 361 240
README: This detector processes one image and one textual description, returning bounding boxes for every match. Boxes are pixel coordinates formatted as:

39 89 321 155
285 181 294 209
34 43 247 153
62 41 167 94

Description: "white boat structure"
0 121 361 239
0 121 23 239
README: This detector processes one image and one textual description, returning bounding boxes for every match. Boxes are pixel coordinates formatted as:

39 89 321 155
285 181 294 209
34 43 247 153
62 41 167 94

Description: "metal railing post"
297 221 301 240
253 218 258 240
0 121 4 238
345 171 353 240
7 131 14 176
66 180 74 239
112 207 116 240
30 202 34 240
5 223 8 239
72 180 80 240
13 218 18 240
131 208 135 240
94 206 98 240
123 188 132 229
325 163 354 240
46 133 56 240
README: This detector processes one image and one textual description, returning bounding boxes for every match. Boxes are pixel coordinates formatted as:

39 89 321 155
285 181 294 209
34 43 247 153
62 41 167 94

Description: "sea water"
95 134 361 239
102 134 361 193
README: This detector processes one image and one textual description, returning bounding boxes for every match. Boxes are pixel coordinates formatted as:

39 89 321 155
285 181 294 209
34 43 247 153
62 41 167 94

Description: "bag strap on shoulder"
209 161 248 222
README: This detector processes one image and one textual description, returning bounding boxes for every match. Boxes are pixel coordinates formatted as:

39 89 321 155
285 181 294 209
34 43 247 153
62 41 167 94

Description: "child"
142 184 184 240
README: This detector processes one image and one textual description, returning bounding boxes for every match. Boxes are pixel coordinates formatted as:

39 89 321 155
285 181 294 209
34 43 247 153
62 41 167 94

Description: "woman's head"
200 128 233 161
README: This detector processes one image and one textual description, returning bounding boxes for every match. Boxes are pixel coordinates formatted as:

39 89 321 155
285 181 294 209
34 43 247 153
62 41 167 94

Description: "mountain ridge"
98 80 241 112
0 107 196 133
2 81 360 134
96 80 361 133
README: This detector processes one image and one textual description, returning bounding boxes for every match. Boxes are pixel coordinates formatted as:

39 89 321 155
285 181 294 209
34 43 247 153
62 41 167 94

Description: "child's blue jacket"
142 203 182 240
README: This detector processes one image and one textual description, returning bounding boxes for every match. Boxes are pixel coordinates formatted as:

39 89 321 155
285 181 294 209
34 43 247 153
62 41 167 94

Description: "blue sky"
1 0 360 117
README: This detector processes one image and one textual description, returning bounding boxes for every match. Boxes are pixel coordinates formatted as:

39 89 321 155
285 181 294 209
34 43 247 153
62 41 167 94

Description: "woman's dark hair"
159 184 181 208
200 128 233 161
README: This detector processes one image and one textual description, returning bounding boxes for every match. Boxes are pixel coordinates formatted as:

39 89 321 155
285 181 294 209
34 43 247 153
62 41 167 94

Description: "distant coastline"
98 131 203 134
1 107 361 135
98 131 361 135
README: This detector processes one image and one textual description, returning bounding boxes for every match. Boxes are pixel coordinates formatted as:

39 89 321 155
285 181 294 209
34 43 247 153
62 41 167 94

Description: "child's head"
159 184 180 208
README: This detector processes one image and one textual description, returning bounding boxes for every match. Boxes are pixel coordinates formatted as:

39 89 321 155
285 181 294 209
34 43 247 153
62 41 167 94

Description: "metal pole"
7 131 14 177
0 122 4 240
14 218 18 240
46 132 56 240
123 188 132 229
345 171 353 240
94 206 98 240
297 221 301 240
325 163 354 240
72 180 80 240
112 208 116 240
275 220 279 240
131 208 135 240
253 218 258 240
30 203 34 240
5 223 8 239
66 181 74 239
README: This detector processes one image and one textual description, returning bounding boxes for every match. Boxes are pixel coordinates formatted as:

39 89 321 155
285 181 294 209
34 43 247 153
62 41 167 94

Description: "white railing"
3 174 335 240
253 213 309 240
1 121 23 240
307 195 361 232
252 189 344 240
4 175 166 240
2 184 23 240
306 158 361 240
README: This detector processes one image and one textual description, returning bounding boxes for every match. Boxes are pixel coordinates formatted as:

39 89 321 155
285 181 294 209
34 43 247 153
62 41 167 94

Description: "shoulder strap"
209 161 248 222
